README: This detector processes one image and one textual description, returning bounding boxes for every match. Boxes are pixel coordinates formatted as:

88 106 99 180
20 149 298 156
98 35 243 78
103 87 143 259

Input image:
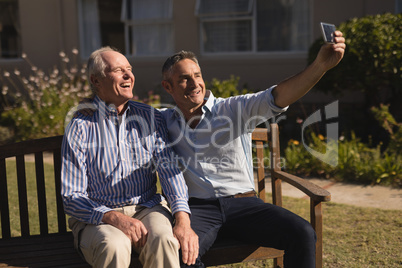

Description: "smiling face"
91 50 135 113
162 58 206 114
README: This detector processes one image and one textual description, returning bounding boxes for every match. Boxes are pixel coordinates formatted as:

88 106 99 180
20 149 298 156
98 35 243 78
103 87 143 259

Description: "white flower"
72 48 79 55
2 86 8 95
3 71 10 77
59 51 66 58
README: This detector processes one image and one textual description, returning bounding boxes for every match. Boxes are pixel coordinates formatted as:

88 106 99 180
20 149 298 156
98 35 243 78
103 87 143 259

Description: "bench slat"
203 238 283 266
53 147 67 233
35 152 49 235
0 234 89 268
0 159 11 239
0 136 64 159
16 155 30 237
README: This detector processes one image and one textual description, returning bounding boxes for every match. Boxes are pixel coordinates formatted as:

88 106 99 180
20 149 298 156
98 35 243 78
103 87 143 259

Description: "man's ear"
161 80 173 94
90 75 100 88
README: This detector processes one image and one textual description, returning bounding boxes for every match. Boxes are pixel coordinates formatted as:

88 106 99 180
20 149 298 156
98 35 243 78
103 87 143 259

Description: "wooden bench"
0 123 331 268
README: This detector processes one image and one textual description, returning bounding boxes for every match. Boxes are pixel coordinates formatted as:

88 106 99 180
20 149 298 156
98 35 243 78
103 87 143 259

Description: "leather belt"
230 190 257 198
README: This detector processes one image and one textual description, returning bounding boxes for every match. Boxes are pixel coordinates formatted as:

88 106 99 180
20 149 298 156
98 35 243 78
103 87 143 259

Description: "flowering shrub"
0 49 92 142
284 131 402 187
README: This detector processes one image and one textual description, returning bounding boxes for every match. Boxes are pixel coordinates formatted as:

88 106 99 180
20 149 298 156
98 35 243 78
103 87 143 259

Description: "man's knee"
140 232 180 268
148 231 180 252
293 220 317 245
80 226 132 267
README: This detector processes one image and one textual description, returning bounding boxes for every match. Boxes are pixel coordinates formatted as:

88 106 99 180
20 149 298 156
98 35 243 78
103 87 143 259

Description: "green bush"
206 75 251 98
308 13 402 112
370 104 402 155
284 131 402 187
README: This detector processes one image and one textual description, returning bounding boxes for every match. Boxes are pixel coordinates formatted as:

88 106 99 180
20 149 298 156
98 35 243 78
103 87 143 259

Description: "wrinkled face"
92 51 135 110
163 59 206 113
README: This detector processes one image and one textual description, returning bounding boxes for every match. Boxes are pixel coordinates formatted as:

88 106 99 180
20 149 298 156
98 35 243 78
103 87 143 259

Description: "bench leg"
311 199 323 268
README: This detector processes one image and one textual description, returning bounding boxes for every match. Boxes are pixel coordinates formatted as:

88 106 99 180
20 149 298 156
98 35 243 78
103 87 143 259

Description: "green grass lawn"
211 195 402 268
2 160 401 267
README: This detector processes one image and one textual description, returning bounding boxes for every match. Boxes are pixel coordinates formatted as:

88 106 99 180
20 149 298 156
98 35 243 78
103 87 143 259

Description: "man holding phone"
160 30 345 268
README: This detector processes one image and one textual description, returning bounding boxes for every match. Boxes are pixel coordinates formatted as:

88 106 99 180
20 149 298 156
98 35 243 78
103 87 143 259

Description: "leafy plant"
370 104 402 155
0 49 92 142
206 75 251 98
308 13 402 112
284 131 402 187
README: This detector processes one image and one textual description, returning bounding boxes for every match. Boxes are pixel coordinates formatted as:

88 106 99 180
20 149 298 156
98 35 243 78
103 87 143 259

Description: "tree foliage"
308 13 401 112
206 75 251 98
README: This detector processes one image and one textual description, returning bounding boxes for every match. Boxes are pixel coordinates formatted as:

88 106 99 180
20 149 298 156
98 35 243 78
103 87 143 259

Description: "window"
397 0 402 13
196 0 311 54
0 0 21 58
78 0 125 58
121 0 173 56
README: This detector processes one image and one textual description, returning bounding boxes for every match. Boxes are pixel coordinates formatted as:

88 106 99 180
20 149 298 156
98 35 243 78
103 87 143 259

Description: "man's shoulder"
128 100 161 115
66 111 96 129
158 107 175 121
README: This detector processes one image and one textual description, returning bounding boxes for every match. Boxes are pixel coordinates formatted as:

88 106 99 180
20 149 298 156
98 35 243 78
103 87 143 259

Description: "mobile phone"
320 22 336 43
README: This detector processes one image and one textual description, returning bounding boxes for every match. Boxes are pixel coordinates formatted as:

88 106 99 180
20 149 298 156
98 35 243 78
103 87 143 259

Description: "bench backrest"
0 136 65 239
0 126 277 239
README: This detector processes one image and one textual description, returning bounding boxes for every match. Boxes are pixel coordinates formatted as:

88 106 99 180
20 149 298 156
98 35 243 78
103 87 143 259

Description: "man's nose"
123 70 133 79
188 77 197 87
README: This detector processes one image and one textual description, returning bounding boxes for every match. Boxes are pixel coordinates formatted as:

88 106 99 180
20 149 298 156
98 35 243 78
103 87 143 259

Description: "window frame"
196 0 312 56
121 0 174 57
0 0 22 59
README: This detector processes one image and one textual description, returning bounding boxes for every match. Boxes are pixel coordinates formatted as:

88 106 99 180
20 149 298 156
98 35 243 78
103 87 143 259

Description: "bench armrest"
272 170 331 203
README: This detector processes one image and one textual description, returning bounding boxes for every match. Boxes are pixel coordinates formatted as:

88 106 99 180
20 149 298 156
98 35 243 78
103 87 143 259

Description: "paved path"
266 177 402 210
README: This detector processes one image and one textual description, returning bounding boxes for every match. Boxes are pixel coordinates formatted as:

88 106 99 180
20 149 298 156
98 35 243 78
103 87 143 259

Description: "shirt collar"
202 90 214 114
94 95 131 116
170 90 215 120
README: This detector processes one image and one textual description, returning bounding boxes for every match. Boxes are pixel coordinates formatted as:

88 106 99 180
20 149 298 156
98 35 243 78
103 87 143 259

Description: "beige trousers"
69 201 180 268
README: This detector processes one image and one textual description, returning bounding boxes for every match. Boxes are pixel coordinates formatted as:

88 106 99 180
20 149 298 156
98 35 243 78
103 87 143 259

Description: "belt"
229 190 257 198
188 191 258 204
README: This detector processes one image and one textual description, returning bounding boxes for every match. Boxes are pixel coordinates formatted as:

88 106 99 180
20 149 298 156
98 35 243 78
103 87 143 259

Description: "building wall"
4 0 78 70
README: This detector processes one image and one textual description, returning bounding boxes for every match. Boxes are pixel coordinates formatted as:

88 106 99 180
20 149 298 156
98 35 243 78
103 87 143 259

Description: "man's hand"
315 31 346 72
173 212 199 265
102 210 148 248
273 30 346 108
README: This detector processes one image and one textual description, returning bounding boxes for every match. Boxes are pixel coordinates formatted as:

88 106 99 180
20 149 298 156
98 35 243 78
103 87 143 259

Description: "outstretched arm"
272 31 346 108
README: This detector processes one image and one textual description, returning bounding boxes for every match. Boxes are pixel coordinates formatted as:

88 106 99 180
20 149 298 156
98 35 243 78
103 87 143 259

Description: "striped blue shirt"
61 96 190 225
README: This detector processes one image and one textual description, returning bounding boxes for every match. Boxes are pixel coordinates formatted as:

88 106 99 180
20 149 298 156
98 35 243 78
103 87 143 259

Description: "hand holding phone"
320 22 336 43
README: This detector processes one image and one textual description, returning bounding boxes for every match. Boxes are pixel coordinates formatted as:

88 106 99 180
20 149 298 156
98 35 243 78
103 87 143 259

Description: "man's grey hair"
162 50 200 82
87 46 119 95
